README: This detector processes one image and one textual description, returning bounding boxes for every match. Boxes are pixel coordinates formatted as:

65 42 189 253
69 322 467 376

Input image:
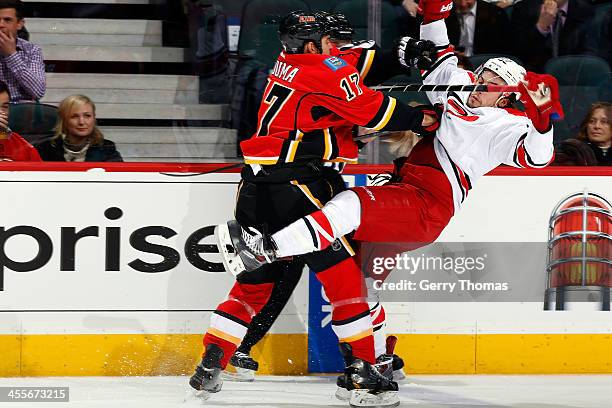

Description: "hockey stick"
372 84 520 93
354 130 396 142
160 162 244 177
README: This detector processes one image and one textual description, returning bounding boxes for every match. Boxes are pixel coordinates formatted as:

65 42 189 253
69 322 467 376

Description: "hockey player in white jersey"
216 0 564 270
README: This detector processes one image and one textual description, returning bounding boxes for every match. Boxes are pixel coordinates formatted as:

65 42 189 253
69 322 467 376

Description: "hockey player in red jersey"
190 10 439 407
216 0 564 302
222 11 424 385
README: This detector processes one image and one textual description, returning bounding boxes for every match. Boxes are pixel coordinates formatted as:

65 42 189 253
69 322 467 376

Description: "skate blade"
335 386 350 401
221 367 255 382
183 389 211 405
349 390 400 408
393 368 407 382
215 224 246 277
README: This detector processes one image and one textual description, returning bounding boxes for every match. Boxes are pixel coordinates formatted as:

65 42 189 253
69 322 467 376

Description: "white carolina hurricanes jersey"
420 20 554 212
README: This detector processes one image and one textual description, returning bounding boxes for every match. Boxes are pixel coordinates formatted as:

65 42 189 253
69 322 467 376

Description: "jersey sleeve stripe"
422 52 456 80
359 49 376 79
368 96 397 130
513 134 552 168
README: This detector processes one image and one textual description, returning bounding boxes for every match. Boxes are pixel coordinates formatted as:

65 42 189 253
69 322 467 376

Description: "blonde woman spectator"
36 95 122 162
554 102 611 166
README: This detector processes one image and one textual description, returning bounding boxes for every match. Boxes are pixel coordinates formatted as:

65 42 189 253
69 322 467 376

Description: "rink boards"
0 164 610 376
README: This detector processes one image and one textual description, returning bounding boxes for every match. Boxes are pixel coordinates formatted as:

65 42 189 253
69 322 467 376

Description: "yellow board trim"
0 333 307 377
393 333 612 374
1 333 612 376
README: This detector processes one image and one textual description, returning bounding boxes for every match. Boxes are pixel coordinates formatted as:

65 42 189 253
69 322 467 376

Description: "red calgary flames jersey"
240 51 399 165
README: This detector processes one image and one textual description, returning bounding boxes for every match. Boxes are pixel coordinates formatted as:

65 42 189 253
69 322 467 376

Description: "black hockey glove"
397 36 437 71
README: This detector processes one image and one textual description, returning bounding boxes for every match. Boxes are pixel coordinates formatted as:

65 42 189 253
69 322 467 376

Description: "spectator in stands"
387 0 420 37
446 0 512 57
36 95 122 162
512 0 595 72
554 102 611 166
490 0 514 9
0 80 40 161
585 5 611 66
0 0 45 102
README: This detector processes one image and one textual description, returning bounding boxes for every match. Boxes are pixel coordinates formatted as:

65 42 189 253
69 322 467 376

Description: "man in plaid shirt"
0 0 45 102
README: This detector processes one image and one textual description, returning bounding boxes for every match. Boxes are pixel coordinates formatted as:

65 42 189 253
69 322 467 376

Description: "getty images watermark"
361 243 550 302
370 252 508 293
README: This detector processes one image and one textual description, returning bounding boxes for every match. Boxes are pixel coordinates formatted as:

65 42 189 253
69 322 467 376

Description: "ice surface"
1 374 611 407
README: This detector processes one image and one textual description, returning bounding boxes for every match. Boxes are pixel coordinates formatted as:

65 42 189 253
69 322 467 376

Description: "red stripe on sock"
309 210 335 250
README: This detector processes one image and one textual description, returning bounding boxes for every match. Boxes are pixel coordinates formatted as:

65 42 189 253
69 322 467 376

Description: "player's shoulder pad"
323 56 350 71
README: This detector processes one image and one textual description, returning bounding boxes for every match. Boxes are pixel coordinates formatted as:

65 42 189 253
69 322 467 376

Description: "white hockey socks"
273 190 362 258
366 277 387 358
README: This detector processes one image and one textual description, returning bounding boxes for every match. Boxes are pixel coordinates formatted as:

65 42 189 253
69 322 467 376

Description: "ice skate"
215 220 278 276
335 343 400 408
336 353 395 402
221 351 259 382
188 344 224 401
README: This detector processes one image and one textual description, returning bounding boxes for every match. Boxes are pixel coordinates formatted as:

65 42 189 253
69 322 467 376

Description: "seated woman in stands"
36 95 123 162
554 102 611 166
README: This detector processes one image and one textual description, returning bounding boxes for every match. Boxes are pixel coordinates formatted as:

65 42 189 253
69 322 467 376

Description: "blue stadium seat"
8 103 58 146
544 55 611 143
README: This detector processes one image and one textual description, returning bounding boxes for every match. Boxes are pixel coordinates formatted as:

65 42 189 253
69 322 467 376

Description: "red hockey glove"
418 0 453 24
519 72 564 133
417 103 443 136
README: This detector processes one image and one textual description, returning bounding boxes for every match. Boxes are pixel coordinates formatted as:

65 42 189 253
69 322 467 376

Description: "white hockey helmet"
474 57 526 101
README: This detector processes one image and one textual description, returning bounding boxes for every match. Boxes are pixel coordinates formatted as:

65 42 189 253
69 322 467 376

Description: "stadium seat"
8 103 58 146
331 0 401 49
544 55 611 143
